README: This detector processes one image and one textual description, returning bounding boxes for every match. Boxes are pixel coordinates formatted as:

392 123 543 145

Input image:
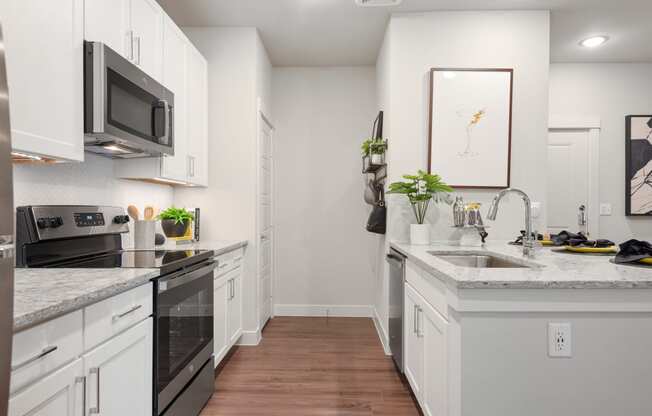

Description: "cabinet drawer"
214 248 244 277
405 261 448 320
11 310 83 394
214 266 241 286
84 283 153 351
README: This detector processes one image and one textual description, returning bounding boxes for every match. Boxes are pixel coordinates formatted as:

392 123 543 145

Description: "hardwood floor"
200 317 421 416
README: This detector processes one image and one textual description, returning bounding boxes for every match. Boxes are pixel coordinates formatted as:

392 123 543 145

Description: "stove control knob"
113 215 130 224
37 218 49 229
50 217 64 228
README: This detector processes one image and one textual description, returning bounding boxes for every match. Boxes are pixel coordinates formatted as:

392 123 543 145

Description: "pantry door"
258 108 274 329
546 117 600 238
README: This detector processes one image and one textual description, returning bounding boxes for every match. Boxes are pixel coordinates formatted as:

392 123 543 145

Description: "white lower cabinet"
82 318 153 416
9 359 84 416
213 249 244 367
404 283 424 399
421 298 448 416
405 281 449 416
228 273 243 344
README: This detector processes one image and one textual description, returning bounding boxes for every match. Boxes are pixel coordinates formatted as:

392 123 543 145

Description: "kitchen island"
389 241 652 416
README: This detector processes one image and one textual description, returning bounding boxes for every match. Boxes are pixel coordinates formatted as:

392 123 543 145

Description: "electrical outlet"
548 323 572 358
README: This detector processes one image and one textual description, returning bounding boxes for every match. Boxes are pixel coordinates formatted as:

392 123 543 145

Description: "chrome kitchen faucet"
487 188 535 257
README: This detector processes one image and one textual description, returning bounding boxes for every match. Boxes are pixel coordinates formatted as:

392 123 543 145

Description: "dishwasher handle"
386 253 405 268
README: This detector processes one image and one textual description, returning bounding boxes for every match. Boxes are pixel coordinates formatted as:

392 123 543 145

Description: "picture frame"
625 115 652 216
428 68 513 189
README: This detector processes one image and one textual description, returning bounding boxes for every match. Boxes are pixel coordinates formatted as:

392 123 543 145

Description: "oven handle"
158 261 217 293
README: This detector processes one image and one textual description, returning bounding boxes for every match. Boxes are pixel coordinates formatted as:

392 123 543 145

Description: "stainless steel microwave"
83 41 174 158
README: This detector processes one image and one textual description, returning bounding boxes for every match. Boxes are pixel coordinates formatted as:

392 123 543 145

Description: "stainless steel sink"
429 252 532 268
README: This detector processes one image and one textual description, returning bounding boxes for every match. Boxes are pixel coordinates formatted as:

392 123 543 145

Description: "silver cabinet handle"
89 367 101 414
413 305 418 334
127 30 134 61
112 304 142 322
417 307 424 338
11 345 58 371
134 36 141 65
233 256 243 262
75 376 86 416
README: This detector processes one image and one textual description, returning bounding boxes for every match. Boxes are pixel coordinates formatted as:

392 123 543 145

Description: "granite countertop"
127 239 248 256
13 268 160 333
391 241 652 289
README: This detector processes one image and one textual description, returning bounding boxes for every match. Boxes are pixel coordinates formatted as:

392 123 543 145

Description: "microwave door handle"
159 99 170 145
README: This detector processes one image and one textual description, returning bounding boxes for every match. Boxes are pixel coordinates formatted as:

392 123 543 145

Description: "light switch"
600 203 612 216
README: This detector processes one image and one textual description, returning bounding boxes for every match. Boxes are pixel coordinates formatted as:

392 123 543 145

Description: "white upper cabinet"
129 0 163 81
0 0 84 161
84 0 131 60
84 0 162 82
159 16 188 182
186 44 209 187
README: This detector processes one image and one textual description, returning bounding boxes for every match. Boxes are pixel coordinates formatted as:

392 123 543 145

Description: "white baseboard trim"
373 307 391 356
274 304 373 318
237 328 262 346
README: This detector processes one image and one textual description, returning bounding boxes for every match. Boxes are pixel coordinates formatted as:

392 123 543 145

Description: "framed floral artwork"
626 115 652 215
428 68 513 188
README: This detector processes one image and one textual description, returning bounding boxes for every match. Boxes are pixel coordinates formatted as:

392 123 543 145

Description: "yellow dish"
564 246 618 254
639 258 652 265
541 240 554 246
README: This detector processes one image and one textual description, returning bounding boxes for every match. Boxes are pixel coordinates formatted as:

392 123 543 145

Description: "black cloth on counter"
551 231 587 246
615 239 652 264
551 230 614 248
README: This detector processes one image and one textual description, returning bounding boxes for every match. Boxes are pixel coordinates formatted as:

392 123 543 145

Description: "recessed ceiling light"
355 0 402 7
580 36 609 48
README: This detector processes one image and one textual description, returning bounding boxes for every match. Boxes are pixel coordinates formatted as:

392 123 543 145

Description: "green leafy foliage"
361 138 387 156
387 170 453 224
157 206 194 224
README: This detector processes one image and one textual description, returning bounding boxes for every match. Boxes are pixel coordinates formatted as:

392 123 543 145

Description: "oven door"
156 261 215 414
84 41 174 157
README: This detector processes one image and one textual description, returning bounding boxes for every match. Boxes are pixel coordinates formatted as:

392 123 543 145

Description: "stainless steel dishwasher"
387 248 406 373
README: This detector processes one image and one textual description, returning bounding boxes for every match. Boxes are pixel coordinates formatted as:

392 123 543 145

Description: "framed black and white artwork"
626 115 652 216
428 68 513 189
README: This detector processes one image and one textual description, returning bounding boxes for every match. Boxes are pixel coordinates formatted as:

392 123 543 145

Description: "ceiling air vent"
355 0 402 7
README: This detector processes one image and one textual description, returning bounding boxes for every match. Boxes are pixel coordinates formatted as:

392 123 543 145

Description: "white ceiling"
156 0 652 66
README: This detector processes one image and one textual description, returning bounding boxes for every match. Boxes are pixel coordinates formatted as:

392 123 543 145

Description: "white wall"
272 67 379 316
13 154 173 247
375 10 550 344
549 63 652 242
174 27 272 342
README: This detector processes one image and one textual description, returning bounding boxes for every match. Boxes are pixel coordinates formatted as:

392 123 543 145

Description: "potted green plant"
388 170 453 245
158 206 194 238
361 138 387 165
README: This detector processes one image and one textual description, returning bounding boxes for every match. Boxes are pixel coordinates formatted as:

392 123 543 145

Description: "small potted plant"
361 138 387 165
388 170 453 245
158 207 194 238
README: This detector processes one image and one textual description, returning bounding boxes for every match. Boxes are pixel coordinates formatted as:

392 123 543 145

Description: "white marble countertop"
391 241 652 289
13 240 248 332
14 268 160 332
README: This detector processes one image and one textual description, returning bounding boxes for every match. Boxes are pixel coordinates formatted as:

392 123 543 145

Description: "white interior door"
258 113 274 328
546 129 591 236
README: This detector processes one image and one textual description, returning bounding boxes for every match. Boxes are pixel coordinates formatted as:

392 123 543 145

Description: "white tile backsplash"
13 153 174 247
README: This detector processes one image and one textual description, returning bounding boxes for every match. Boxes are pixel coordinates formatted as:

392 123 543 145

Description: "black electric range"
16 205 216 416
